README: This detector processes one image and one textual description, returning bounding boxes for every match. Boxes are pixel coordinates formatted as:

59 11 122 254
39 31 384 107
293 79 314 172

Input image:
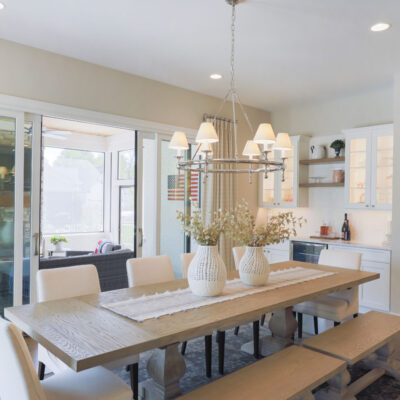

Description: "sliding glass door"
0 110 40 315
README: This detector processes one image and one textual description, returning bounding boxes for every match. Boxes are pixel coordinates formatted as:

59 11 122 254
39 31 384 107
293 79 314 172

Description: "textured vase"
188 245 227 297
239 246 270 286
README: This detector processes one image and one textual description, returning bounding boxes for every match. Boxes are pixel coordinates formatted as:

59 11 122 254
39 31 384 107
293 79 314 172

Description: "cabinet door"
345 132 372 209
371 127 393 210
360 261 390 311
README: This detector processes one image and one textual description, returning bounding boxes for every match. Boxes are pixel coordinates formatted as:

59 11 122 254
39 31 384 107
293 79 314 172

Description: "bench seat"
302 311 400 398
178 345 346 400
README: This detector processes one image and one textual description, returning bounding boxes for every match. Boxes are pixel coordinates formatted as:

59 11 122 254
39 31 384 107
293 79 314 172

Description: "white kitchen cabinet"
264 241 290 263
259 135 309 208
328 244 391 312
344 124 393 210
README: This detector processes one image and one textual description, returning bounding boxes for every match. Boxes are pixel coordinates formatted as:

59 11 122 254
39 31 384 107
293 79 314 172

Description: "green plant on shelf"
330 139 345 158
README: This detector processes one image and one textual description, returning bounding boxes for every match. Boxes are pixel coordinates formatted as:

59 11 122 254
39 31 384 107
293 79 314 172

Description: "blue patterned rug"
114 322 400 399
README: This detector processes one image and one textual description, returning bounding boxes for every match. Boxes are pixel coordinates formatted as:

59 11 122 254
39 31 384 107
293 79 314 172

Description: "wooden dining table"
5 260 379 400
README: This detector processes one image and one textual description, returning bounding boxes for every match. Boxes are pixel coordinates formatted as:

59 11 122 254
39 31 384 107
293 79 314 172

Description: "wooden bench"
177 345 346 400
302 311 400 399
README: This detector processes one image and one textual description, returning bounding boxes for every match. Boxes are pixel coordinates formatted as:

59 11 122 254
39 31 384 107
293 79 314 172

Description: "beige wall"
271 85 393 136
391 74 400 313
0 38 270 210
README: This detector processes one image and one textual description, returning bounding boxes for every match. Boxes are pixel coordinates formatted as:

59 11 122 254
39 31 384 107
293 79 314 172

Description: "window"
118 149 135 180
41 147 105 233
119 186 135 249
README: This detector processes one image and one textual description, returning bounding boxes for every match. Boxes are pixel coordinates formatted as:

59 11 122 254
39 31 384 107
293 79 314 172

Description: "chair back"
319 249 362 304
318 249 361 270
126 255 175 287
180 253 195 278
37 264 101 302
232 247 246 270
0 318 45 400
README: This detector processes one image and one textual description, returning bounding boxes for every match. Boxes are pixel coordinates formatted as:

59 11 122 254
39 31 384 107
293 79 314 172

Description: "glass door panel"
119 186 135 249
374 135 393 206
348 137 368 205
280 148 294 204
0 116 16 315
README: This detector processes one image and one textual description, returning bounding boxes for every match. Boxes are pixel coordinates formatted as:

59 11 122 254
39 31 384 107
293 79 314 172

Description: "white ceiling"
0 0 399 111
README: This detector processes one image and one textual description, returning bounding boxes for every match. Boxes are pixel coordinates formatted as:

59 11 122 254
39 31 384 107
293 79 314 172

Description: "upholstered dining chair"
0 317 133 400
36 265 139 400
294 249 362 338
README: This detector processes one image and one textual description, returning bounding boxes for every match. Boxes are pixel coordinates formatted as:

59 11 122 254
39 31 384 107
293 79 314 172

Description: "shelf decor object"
299 157 345 165
168 0 292 184
299 182 344 188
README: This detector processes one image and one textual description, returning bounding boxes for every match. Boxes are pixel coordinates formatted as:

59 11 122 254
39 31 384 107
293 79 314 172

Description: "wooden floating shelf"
300 157 345 165
299 182 345 188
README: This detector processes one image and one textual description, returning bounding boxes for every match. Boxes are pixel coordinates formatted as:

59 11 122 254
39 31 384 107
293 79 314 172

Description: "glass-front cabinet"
344 124 393 210
259 135 309 208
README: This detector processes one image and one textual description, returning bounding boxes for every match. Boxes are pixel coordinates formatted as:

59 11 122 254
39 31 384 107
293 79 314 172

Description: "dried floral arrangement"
226 201 304 247
176 208 231 246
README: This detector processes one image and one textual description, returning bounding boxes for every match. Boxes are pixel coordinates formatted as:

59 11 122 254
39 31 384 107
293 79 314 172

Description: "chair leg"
128 363 139 400
205 335 212 378
181 341 187 355
253 320 260 359
38 361 45 381
234 326 240 335
334 321 341 327
297 312 303 339
216 330 225 375
314 316 319 335
260 314 266 326
353 313 358 318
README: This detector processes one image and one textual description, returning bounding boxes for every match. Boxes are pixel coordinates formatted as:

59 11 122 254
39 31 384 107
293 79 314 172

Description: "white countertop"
290 237 391 251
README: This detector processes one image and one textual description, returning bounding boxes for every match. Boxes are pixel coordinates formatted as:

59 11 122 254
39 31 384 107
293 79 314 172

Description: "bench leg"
38 361 45 381
315 369 354 400
234 326 240 335
143 343 186 400
364 342 400 381
260 314 266 326
314 316 319 335
253 320 260 359
180 341 187 355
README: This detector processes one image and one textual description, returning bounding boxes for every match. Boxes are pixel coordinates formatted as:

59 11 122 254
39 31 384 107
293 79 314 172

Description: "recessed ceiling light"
370 22 391 32
210 74 222 80
0 3 5 10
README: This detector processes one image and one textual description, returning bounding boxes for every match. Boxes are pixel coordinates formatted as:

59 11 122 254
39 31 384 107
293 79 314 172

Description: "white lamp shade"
169 131 189 150
253 123 276 144
274 132 292 150
242 140 261 157
196 122 219 143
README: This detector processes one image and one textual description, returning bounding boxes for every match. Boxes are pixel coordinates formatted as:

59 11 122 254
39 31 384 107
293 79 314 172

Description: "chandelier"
169 0 292 183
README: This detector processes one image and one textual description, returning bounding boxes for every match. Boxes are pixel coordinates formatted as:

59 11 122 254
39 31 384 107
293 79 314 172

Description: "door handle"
33 232 39 256
138 228 143 247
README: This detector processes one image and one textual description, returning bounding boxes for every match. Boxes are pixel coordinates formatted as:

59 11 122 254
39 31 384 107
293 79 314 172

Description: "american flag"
167 172 200 202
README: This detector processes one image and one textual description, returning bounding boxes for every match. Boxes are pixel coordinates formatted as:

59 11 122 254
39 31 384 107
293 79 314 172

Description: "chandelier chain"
230 1 236 91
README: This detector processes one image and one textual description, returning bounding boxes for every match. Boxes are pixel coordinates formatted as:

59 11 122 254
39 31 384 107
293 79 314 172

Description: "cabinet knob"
366 205 369 207
372 205 375 208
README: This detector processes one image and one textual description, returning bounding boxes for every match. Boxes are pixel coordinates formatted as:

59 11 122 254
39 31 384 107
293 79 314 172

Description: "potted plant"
50 235 68 252
227 201 303 286
330 139 345 158
177 208 230 296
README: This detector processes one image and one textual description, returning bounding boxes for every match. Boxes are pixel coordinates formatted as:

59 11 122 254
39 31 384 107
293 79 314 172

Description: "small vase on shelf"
188 245 227 297
239 246 269 286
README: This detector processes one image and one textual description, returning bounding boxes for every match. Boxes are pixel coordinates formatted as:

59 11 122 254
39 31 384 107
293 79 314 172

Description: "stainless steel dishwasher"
290 241 328 264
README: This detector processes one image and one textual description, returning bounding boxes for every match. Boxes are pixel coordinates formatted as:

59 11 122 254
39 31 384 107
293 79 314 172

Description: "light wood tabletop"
5 260 378 373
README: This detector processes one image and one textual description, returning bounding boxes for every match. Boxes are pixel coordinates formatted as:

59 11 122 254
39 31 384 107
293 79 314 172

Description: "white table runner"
102 267 335 322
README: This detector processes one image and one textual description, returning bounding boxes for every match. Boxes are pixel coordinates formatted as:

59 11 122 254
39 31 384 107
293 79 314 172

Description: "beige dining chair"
36 265 139 400
0 317 133 400
180 252 195 278
126 255 175 287
294 249 362 338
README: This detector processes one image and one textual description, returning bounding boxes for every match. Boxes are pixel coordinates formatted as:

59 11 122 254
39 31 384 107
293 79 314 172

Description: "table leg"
241 307 297 357
141 343 186 400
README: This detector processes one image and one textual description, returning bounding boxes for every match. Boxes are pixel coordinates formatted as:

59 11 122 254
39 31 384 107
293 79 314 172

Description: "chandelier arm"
178 158 284 166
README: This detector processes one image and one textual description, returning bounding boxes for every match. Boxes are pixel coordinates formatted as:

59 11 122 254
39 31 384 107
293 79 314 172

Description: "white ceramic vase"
188 245 227 297
239 246 270 286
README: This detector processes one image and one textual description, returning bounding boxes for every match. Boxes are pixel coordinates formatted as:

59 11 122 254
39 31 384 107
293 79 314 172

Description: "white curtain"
202 116 237 270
